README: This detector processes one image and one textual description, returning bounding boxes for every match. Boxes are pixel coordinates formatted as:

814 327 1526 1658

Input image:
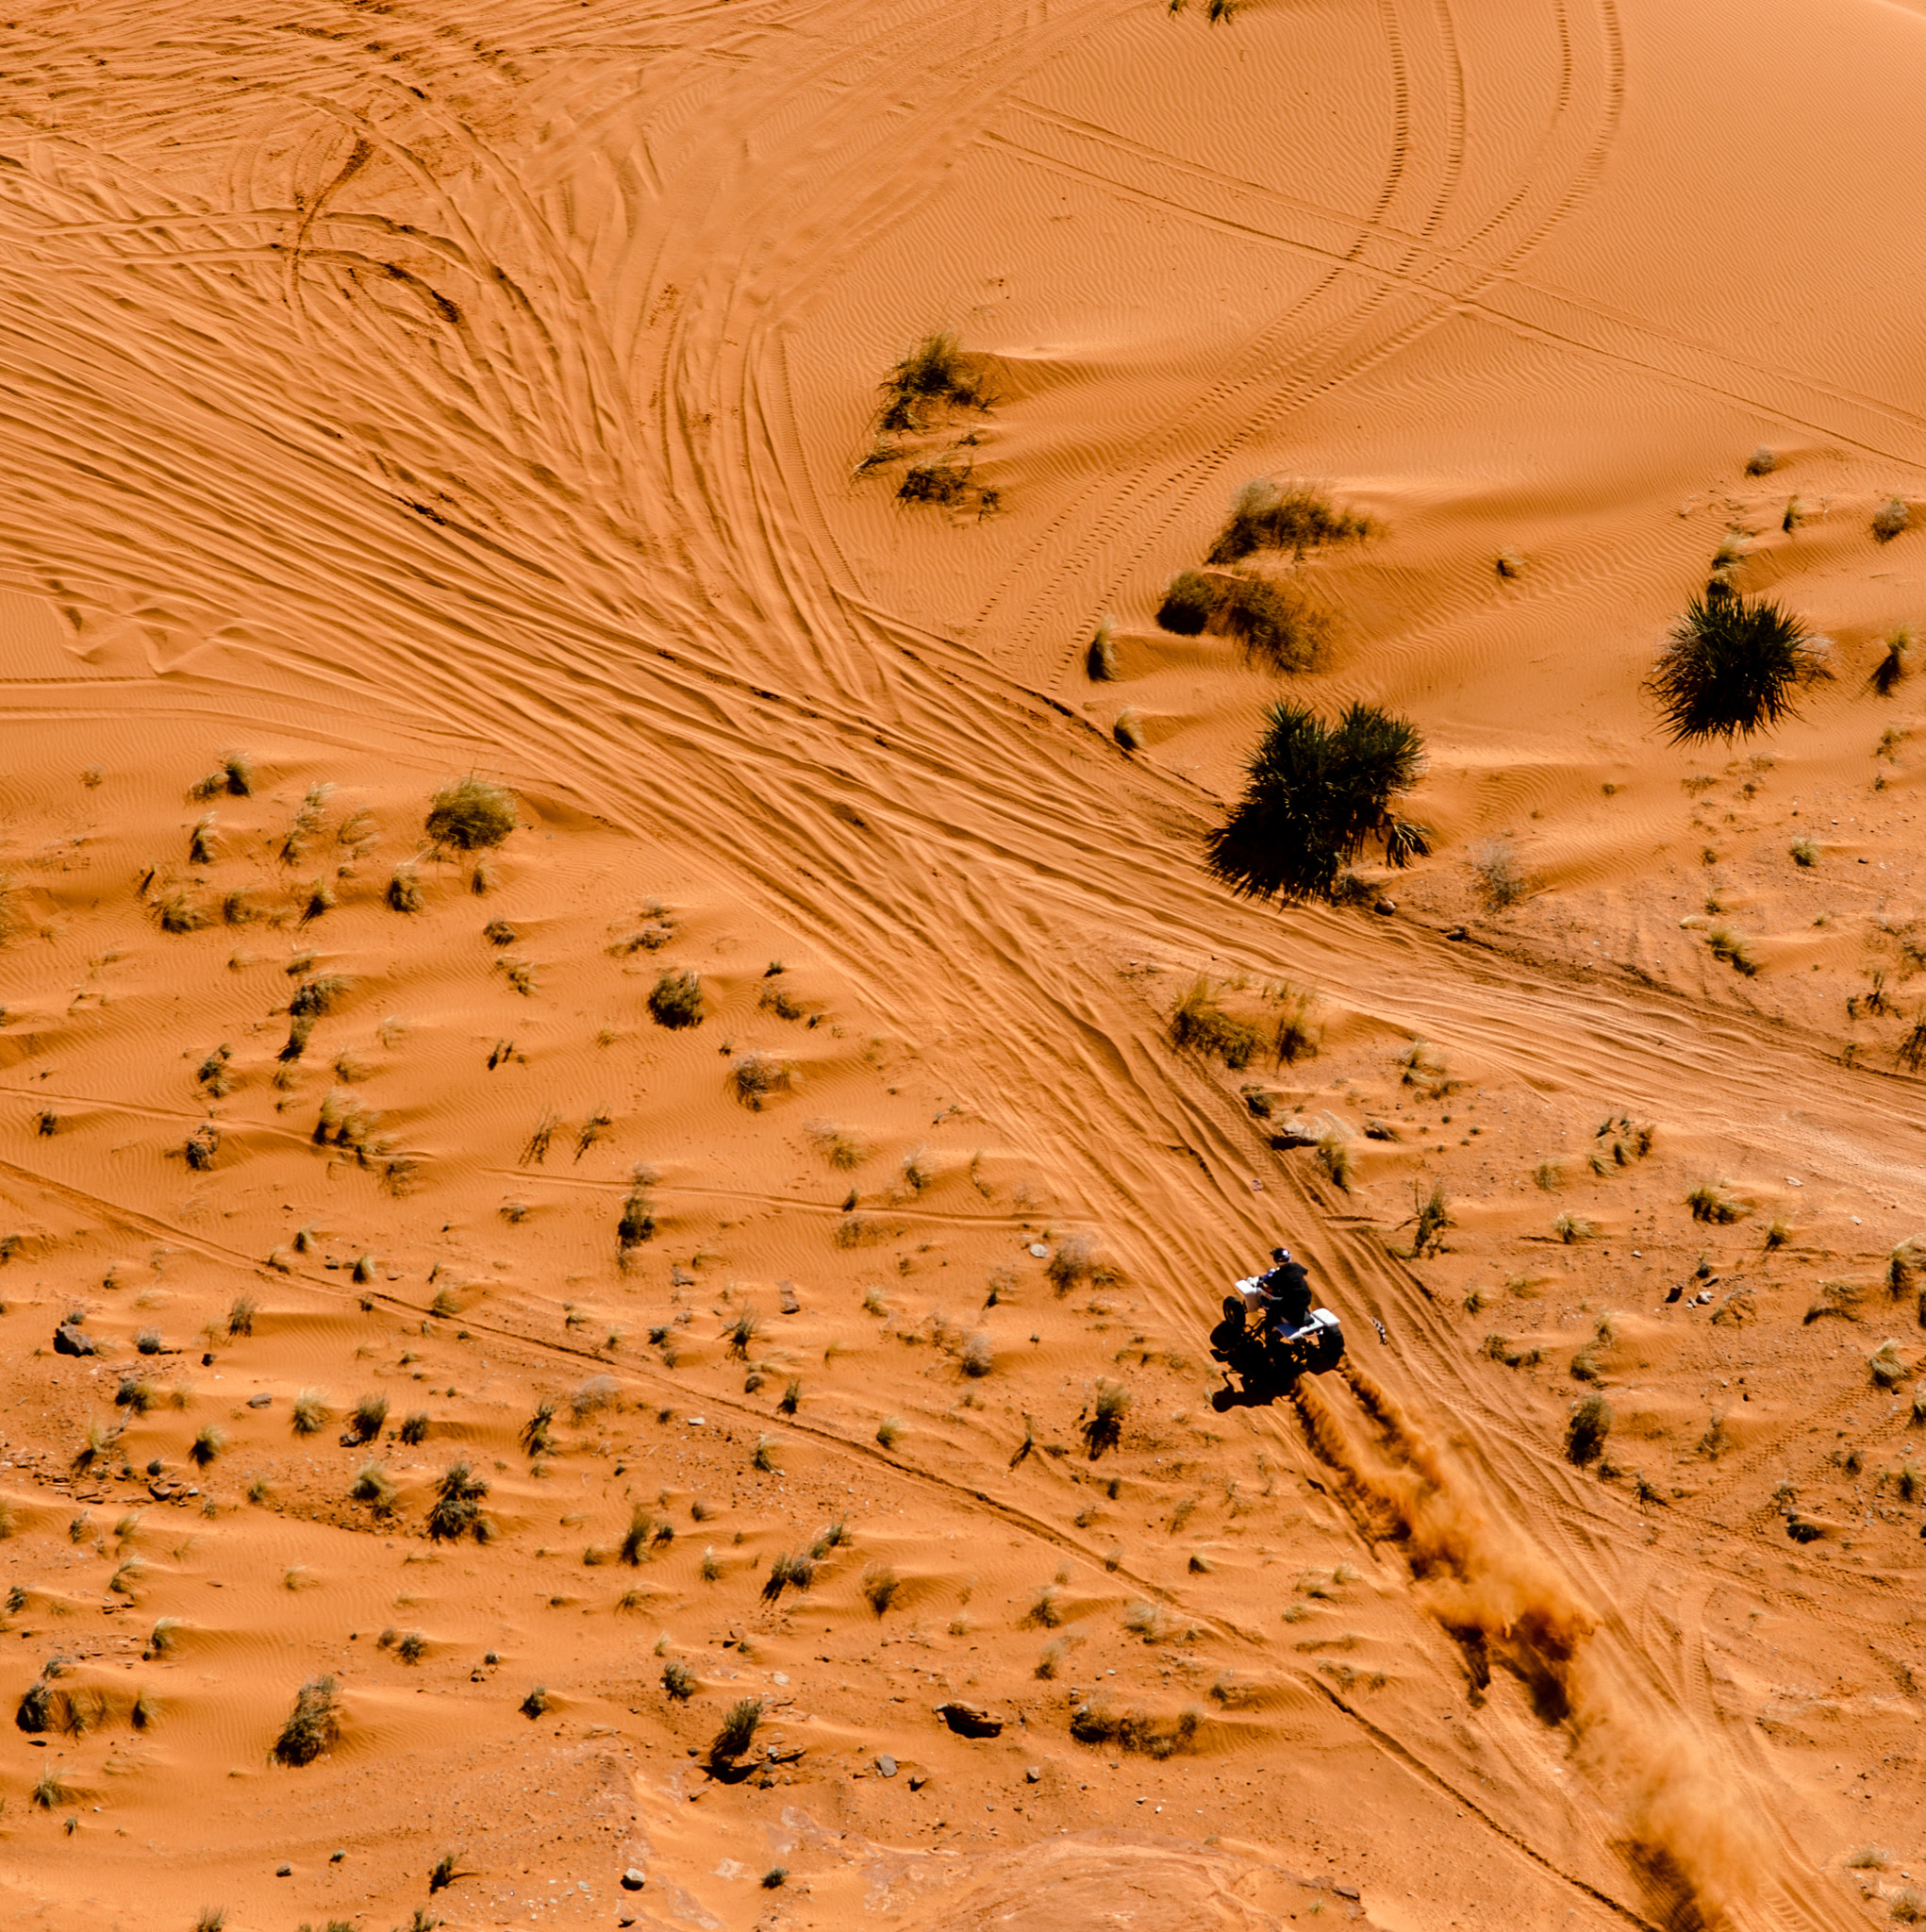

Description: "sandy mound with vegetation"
1 2 1925 1928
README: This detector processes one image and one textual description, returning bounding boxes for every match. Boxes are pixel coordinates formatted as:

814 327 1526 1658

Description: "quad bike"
1208 1279 1344 1408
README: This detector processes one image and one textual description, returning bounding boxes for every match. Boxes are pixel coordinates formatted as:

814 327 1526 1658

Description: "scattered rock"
53 1324 94 1357
1267 1119 1317 1151
935 1701 1004 1739
908 1774 927 1790
621 1867 647 1891
1335 1885 1360 1901
876 1754 897 1777
1373 899 1396 916
276 1864 292 1877
1024 1765 1041 1783
1027 1243 1049 1259
779 1280 801 1314
1447 925 1469 941
330 1850 346 1863
246 1392 272 1408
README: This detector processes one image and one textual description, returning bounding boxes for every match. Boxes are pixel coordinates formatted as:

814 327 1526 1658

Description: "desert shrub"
1552 1213 1594 1243
291 1390 328 1436
1869 1341 1910 1389
192 1909 225 1932
752 1434 778 1472
1469 841 1525 908
1646 591 1830 742
1112 707 1145 751
1272 984 1320 1063
1070 1701 1200 1759
877 334 988 434
1205 700 1428 902
1889 1890 1924 1924
386 866 423 912
1566 1395 1612 1465
398 1410 429 1446
1155 570 1219 635
617 1181 656 1248
618 1507 655 1566
960 1331 993 1377
863 1566 902 1615
397 1632 426 1666
1686 1184 1744 1224
1084 1381 1131 1458
710 1696 763 1763
1409 1180 1452 1257
274 1675 340 1766
764 1552 814 1604
1873 626 1913 696
188 1426 224 1468
32 1767 69 1808
1873 498 1912 543
425 1461 490 1542
1706 926 1758 975
875 1415 903 1450
290 974 350 1019
521 1686 549 1718
1846 1846 1889 1871
730 1053 792 1109
898 458 972 506
351 1463 396 1515
780 1376 802 1413
1789 836 1818 866
425 775 516 850
521 1400 556 1457
1169 979 1261 1068
1744 446 1777 477
347 1393 388 1445
156 889 210 934
647 971 705 1029
1087 618 1118 681
1216 573 1334 674
662 1658 696 1701
1316 1134 1351 1191
1207 478 1371 564
226 1294 257 1339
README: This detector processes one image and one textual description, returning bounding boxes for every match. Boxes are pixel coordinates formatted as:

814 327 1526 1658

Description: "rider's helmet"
1271 1246 1290 1263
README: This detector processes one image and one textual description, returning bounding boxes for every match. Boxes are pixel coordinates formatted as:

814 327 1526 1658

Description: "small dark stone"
621 1867 647 1890
1373 899 1396 916
1025 1765 1041 1783
52 1324 94 1357
909 1774 927 1790
779 1280 801 1314
246 1392 272 1408
276 1864 292 1877
1446 925 1469 941
876 1754 897 1778
1335 1886 1360 1901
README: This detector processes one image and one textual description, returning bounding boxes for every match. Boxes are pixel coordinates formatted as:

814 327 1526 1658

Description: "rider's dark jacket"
1254 1258 1313 1326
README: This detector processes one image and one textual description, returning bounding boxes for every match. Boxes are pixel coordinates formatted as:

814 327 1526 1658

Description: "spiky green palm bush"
1205 702 1428 902
1646 591 1829 742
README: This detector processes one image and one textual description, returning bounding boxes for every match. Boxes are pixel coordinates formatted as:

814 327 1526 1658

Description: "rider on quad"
1238 1246 1313 1334
1222 1246 1345 1379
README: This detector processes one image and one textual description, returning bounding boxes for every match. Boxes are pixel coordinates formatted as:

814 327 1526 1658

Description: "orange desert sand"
3 2 1926 1929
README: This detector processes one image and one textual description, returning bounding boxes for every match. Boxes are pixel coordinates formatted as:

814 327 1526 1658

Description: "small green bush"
1645 591 1829 742
1205 701 1428 902
1566 1395 1611 1465
273 1676 340 1766
1206 478 1371 565
425 775 516 850
877 335 989 435
1155 570 1218 635
1169 979 1261 1068
647 971 705 1029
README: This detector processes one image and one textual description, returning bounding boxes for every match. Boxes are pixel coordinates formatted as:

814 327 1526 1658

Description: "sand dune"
2 2 1925 1927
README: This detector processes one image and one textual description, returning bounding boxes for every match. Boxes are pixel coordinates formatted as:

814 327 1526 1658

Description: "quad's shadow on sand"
1207 1314 1299 1411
